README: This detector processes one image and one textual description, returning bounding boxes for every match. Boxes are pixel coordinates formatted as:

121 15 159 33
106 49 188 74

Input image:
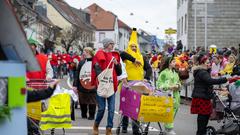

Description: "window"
181 17 184 35
99 32 105 42
185 14 187 34
177 20 180 38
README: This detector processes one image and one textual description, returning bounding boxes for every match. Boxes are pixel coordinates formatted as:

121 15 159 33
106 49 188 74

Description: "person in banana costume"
121 28 152 135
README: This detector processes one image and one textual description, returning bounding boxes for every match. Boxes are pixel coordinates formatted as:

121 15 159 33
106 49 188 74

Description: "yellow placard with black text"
138 95 174 123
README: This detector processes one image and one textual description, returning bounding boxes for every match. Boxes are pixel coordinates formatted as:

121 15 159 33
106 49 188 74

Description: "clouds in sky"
65 0 177 38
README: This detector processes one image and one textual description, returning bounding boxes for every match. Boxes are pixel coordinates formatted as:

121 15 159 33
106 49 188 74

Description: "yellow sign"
138 95 174 123
210 48 217 54
165 28 177 35
209 45 217 54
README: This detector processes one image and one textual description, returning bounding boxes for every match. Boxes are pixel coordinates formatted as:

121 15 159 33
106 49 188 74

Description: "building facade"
177 0 240 50
86 3 119 49
39 0 95 53
118 19 131 51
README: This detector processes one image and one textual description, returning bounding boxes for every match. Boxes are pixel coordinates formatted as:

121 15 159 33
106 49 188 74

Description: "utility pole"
204 0 208 50
194 1 197 50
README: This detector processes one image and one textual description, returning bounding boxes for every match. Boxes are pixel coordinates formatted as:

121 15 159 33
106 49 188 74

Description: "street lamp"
204 0 208 51
194 0 197 50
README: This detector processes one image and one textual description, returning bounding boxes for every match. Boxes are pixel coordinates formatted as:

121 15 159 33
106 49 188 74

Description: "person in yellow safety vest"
121 28 152 135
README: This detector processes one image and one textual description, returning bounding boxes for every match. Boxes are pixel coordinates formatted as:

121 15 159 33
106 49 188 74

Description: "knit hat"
102 38 114 48
28 38 39 47
235 80 240 87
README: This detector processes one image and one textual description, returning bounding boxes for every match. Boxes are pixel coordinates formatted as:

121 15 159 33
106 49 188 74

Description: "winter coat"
91 50 122 92
74 58 96 93
27 87 55 103
192 66 227 100
232 65 240 76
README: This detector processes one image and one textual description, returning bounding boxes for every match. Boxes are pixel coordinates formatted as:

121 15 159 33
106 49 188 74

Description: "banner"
138 95 174 123
119 86 141 120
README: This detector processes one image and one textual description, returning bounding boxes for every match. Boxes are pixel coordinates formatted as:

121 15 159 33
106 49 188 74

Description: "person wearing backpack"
73 47 96 120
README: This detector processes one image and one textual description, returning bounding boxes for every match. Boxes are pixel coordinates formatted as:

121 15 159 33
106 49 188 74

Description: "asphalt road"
43 90 221 135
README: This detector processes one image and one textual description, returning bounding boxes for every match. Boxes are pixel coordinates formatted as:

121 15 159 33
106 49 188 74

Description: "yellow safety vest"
40 93 71 130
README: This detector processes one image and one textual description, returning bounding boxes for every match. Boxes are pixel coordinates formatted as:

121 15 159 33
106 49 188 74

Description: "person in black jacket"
232 58 240 76
27 80 58 135
73 47 97 120
27 81 58 103
191 54 228 135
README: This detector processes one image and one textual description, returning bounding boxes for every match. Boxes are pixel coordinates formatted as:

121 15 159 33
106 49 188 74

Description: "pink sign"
119 86 141 120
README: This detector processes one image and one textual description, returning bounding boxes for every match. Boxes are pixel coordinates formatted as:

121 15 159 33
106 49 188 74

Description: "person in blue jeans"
91 38 122 135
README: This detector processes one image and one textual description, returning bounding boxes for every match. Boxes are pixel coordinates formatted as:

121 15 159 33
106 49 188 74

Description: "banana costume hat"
124 28 144 80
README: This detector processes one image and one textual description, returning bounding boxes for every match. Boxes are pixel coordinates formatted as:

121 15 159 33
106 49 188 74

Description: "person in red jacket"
26 40 53 80
61 52 71 76
69 52 81 81
48 52 58 78
92 38 122 135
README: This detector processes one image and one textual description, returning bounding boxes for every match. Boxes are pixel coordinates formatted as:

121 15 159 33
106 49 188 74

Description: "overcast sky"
65 0 177 39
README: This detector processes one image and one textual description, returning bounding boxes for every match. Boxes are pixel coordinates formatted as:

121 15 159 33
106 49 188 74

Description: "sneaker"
88 116 94 120
82 115 87 119
165 129 176 135
121 127 127 133
133 131 141 135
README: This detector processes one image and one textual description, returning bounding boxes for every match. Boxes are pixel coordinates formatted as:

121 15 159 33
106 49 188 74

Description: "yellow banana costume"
124 28 144 80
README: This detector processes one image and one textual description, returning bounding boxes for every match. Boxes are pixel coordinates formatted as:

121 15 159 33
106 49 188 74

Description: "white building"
39 0 95 53
86 3 119 49
177 0 240 50
177 0 188 50
118 19 131 51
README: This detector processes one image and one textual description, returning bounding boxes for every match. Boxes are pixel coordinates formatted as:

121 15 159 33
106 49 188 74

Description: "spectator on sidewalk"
191 54 228 135
73 47 97 120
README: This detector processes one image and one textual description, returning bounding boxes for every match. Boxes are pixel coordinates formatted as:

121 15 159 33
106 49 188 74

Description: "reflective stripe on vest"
40 94 71 130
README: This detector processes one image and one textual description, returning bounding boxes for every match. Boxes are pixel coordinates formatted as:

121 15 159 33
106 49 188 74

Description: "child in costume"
156 56 181 135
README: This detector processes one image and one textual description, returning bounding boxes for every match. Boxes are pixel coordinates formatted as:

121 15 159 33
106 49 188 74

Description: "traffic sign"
165 28 177 35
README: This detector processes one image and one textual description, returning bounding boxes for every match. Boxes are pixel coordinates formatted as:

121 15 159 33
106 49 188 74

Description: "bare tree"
60 26 83 53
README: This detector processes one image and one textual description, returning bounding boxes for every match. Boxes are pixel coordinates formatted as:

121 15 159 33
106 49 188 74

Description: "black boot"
80 104 88 119
88 104 96 120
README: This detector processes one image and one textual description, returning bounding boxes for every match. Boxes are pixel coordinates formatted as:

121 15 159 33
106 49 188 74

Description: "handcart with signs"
117 81 174 135
27 79 61 135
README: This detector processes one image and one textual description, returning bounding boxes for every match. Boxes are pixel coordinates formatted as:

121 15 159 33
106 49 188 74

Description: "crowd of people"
26 28 240 135
47 50 81 80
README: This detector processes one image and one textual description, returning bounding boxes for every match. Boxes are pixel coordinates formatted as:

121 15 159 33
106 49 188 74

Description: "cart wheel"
159 132 165 135
206 126 216 135
144 127 149 135
116 127 120 135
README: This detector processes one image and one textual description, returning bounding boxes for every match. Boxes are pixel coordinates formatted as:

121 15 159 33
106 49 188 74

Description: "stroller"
206 87 240 135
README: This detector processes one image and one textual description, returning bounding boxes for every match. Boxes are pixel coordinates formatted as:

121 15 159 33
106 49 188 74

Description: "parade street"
44 93 220 135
